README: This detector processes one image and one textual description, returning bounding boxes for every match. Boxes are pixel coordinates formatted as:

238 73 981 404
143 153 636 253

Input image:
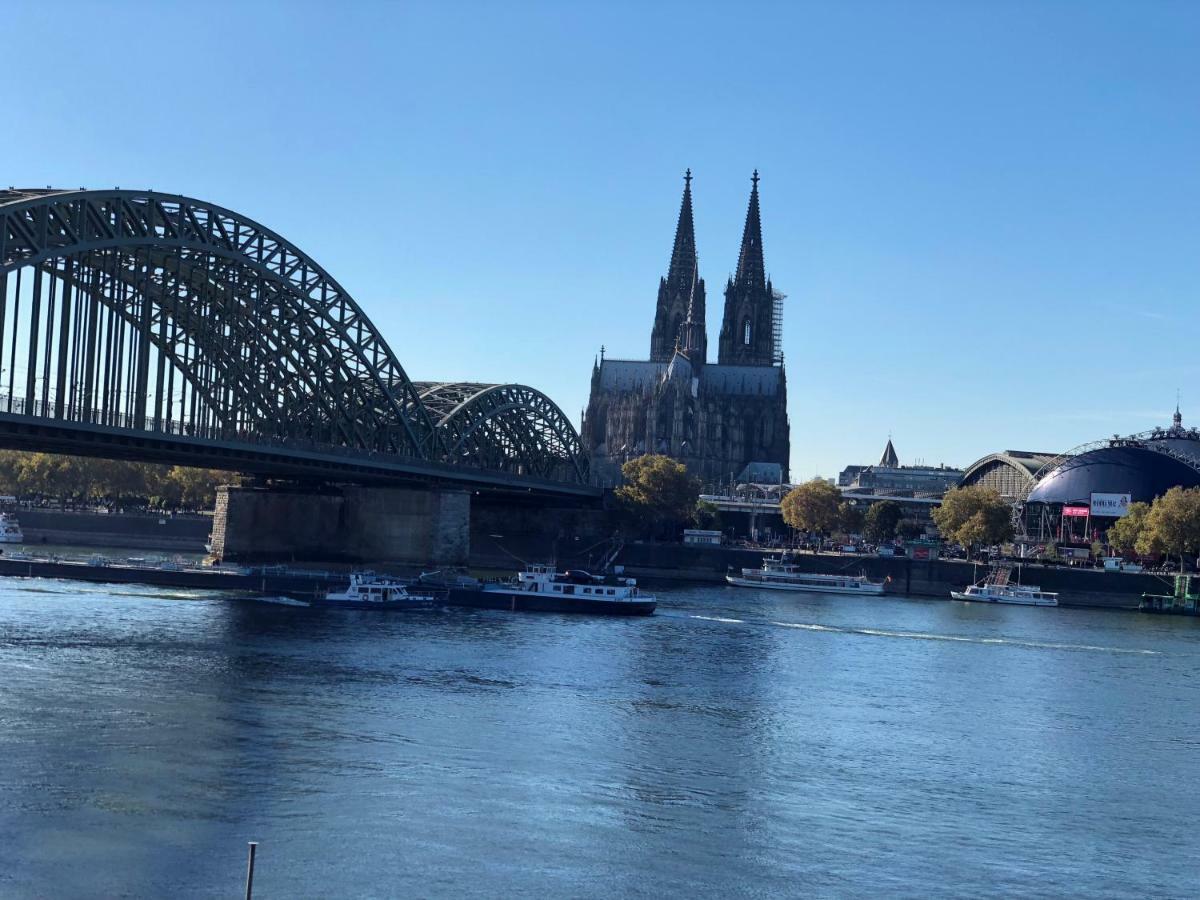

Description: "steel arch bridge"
0 188 591 495
415 382 587 483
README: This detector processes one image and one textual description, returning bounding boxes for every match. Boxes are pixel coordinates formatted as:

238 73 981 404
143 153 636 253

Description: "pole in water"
244 841 258 900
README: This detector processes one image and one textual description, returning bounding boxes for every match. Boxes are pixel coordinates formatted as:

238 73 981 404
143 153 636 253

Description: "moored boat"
1140 575 1200 615
950 564 1057 606
0 512 24 544
316 572 437 611
446 564 656 615
726 554 886 595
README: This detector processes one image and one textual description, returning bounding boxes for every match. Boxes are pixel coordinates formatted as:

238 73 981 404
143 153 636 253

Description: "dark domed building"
1025 405 1200 541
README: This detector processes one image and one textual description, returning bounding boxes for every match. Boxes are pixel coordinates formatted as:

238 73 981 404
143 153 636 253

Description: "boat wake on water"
673 613 1161 655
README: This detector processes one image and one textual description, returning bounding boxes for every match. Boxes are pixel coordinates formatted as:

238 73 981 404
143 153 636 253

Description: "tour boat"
726 555 886 595
950 564 1058 607
446 564 656 615
0 513 25 544
316 572 437 611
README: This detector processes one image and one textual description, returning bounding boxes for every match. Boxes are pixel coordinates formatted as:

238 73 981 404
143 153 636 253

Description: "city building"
837 438 962 497
1024 405 1200 541
958 450 1060 501
581 172 790 488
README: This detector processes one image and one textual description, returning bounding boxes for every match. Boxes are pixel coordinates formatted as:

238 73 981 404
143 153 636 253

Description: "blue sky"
7 1 1199 477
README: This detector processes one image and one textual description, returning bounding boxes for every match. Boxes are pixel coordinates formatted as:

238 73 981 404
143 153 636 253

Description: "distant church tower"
649 170 707 363
718 171 779 366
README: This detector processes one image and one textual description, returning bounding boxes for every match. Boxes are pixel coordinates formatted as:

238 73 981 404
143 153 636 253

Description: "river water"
1 576 1198 897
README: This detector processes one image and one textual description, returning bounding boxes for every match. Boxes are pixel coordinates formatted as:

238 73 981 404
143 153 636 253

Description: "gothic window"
743 317 752 346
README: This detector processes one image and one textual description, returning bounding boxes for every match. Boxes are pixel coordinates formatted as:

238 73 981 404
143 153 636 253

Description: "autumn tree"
1140 486 1200 571
781 479 841 535
1106 501 1151 554
615 454 700 538
0 449 224 508
932 486 1013 551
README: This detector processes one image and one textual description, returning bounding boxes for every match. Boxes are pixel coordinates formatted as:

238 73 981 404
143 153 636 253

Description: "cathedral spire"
666 168 698 291
651 170 706 363
734 169 766 293
717 170 776 366
679 259 704 358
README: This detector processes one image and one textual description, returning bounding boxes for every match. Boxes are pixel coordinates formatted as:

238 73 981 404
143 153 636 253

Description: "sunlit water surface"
2 576 1197 897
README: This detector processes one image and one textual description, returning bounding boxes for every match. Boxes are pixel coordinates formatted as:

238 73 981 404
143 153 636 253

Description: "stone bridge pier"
210 484 470 566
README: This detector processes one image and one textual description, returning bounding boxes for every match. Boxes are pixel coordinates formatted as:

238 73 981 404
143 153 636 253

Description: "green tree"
781 479 841 535
0 449 226 509
1140 486 1200 571
693 499 722 531
896 519 924 540
932 486 1014 550
1107 501 1151 554
863 500 903 542
837 502 865 537
615 454 700 538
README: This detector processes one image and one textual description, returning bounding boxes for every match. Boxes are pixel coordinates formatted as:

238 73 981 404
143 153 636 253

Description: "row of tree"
1107 486 1200 570
779 478 924 541
0 450 225 509
612 458 941 543
608 456 1200 568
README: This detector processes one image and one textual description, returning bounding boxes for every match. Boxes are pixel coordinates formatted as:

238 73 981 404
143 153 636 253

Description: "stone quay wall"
615 544 1164 610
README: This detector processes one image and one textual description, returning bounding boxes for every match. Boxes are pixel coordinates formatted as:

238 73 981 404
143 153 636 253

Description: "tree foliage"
693 500 721 531
1106 501 1151 554
896 519 924 541
0 450 225 508
615 454 700 537
932 486 1013 548
863 500 903 542
1138 486 1200 568
781 479 841 534
837 502 865 536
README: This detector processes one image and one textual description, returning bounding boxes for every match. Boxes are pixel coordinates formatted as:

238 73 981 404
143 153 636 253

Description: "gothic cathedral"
581 172 790 488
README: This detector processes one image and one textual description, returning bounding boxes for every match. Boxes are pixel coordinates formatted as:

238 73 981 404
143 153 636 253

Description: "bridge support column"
211 484 469 566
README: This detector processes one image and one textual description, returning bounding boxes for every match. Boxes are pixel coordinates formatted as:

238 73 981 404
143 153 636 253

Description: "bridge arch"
414 382 588 483
0 188 440 457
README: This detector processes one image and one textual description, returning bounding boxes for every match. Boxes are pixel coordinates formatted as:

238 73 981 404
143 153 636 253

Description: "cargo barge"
0 554 347 599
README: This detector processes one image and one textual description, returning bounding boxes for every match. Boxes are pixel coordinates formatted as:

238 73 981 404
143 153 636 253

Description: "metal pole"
244 841 258 900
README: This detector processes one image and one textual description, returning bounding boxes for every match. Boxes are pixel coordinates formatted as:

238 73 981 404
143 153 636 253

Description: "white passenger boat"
726 555 887 595
0 512 25 544
444 564 657 615
317 572 437 611
950 564 1057 607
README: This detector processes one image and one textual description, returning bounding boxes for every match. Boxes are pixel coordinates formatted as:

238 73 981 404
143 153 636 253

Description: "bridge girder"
0 188 592 492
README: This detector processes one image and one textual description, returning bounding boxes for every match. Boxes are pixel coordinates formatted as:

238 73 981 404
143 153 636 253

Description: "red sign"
1062 505 1089 518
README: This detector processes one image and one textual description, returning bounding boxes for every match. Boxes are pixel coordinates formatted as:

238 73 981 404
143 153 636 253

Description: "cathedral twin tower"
583 172 790 488
649 170 781 369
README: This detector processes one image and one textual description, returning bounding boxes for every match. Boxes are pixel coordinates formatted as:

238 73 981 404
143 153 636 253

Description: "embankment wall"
615 544 1163 610
16 509 211 551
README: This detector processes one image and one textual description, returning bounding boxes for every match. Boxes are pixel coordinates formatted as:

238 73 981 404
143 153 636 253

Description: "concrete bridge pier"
210 484 470 566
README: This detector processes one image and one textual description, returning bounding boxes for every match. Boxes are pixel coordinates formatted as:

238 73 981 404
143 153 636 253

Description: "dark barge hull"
446 587 656 616
0 556 343 598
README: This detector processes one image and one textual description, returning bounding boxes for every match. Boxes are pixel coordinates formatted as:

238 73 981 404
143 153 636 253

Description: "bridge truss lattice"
0 188 588 488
